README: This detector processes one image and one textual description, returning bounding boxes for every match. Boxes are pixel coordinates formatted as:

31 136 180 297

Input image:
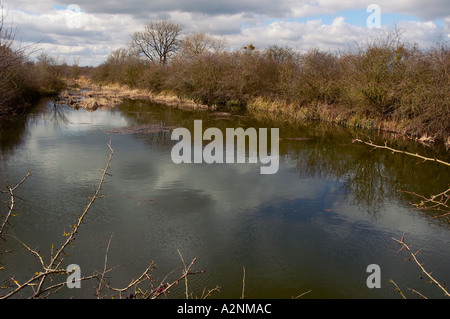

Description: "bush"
89 27 449 139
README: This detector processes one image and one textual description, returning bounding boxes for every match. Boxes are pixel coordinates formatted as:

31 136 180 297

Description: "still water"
1 99 449 299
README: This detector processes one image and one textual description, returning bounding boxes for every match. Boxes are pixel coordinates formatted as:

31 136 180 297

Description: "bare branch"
392 234 450 297
353 138 450 218
0 171 31 238
352 138 450 168
0 143 214 299
130 20 183 65
148 257 204 299
0 143 114 299
388 279 407 299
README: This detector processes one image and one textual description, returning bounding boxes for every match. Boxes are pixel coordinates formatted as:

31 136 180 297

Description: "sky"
4 0 450 66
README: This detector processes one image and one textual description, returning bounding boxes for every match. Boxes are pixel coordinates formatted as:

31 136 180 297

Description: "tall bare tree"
131 20 183 65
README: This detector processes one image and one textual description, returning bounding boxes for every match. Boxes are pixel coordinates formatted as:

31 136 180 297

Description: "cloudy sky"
5 0 450 66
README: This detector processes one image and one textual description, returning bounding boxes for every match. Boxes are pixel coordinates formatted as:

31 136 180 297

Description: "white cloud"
3 0 449 66
291 0 450 21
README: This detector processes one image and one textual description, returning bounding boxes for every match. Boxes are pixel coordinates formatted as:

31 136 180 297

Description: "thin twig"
241 266 245 299
392 235 450 297
353 138 450 218
96 233 115 298
0 172 31 238
177 249 189 299
352 139 450 167
293 290 312 299
149 257 204 299
201 285 220 299
389 279 406 299
96 263 155 296
1 143 114 299
408 288 428 299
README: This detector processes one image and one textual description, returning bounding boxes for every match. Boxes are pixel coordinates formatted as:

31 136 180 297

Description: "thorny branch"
392 233 450 298
352 138 450 218
352 138 450 168
0 143 114 299
399 188 450 218
0 143 215 299
0 171 31 238
354 138 450 298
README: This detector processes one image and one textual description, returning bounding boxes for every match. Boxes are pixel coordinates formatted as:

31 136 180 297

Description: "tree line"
92 21 449 141
1 14 448 141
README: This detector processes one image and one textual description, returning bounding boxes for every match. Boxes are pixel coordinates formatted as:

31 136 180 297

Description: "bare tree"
130 20 183 65
178 32 227 59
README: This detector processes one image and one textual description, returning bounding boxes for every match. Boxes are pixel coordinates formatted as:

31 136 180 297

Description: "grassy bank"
90 29 449 144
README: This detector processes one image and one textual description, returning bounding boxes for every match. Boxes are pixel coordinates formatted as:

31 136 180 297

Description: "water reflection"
0 98 449 299
115 99 450 221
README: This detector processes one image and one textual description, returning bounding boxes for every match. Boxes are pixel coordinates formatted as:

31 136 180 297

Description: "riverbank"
59 76 449 149
58 76 209 112
246 97 447 146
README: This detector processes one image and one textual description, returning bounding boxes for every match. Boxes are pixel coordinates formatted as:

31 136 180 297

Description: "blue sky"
319 10 416 26
5 0 450 66
282 6 439 28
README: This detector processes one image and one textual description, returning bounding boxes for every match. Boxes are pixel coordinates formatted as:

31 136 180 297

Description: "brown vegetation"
91 24 449 142
2 12 449 143
0 3 39 118
0 2 96 120
59 76 209 111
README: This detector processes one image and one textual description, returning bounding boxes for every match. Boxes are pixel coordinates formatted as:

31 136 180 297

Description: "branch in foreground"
392 233 450 298
352 138 450 218
0 172 31 238
398 188 450 218
352 138 450 168
0 143 215 299
0 143 114 299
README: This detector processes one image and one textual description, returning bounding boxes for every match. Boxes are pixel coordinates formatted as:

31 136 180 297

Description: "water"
0 98 449 299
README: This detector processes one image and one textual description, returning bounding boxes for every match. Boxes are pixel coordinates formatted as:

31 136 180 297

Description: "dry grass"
60 76 209 111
